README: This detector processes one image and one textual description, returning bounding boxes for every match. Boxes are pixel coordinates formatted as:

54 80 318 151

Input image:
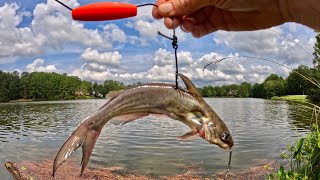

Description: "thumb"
157 0 211 17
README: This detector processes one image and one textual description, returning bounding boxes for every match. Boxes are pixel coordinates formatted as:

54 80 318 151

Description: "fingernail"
158 2 173 14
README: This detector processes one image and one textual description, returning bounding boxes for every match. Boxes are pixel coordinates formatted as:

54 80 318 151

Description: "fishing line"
158 19 179 89
203 55 320 88
224 149 232 180
54 0 72 11
136 4 158 8
267 29 312 56
53 1 159 11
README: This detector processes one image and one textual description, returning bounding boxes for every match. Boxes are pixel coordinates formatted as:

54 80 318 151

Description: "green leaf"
280 152 289 159
294 138 305 158
277 165 286 180
318 133 320 148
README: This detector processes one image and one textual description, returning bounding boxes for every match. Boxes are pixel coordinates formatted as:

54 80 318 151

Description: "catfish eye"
220 132 230 141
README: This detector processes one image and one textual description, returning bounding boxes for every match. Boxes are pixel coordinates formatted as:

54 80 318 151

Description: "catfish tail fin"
52 121 101 176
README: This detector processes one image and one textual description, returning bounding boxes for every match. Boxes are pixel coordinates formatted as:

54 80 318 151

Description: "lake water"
0 98 313 179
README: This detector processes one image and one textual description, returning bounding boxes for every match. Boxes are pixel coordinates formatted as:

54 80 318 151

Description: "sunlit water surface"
0 98 312 179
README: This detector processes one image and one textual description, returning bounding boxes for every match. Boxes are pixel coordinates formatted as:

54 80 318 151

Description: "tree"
78 81 93 96
251 83 264 98
20 72 30 99
286 65 314 95
313 33 320 70
238 82 251 97
265 74 283 81
262 74 286 98
8 71 20 100
0 71 10 102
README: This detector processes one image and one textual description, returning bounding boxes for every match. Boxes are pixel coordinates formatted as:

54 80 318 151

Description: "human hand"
152 0 320 38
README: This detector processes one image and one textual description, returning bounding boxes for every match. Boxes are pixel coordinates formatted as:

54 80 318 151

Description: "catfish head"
200 112 234 149
179 74 234 150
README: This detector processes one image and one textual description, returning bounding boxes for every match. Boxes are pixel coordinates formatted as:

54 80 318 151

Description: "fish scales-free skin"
53 74 233 176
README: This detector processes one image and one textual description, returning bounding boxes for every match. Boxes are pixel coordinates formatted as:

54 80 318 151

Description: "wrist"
290 0 320 30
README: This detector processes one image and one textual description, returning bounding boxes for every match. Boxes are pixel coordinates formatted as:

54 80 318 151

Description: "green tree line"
0 67 319 103
0 71 125 103
199 65 320 101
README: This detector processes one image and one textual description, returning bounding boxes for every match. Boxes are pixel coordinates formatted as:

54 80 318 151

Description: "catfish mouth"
197 126 205 139
219 141 234 150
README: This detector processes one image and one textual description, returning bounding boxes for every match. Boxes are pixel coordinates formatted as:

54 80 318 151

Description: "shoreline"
271 95 308 103
6 159 282 180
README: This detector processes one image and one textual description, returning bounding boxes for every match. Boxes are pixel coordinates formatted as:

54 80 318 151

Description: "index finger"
152 0 168 19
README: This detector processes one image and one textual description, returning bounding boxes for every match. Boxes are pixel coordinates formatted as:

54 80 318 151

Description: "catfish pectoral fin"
53 123 101 177
176 131 198 140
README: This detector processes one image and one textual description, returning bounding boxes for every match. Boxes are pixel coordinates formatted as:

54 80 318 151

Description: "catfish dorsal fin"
106 90 122 102
178 73 202 97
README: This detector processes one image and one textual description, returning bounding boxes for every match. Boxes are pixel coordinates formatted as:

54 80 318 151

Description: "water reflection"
0 98 312 179
286 102 317 131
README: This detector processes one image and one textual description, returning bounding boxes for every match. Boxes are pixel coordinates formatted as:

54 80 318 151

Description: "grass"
271 95 308 103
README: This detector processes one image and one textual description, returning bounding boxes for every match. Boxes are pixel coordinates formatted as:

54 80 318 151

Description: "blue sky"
0 0 317 86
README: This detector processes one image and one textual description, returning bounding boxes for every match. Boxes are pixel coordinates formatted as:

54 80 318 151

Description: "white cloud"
26 58 57 72
81 63 108 72
72 48 287 86
248 64 273 75
72 68 113 82
214 28 281 55
153 48 193 67
0 3 46 58
31 0 110 48
213 26 315 66
0 1 129 62
153 48 174 66
102 24 126 43
81 48 121 66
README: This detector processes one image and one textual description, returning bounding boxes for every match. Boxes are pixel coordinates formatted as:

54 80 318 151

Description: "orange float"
72 2 137 21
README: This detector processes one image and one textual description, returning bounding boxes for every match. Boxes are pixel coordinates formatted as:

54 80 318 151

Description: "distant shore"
271 95 308 103
7 96 102 103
